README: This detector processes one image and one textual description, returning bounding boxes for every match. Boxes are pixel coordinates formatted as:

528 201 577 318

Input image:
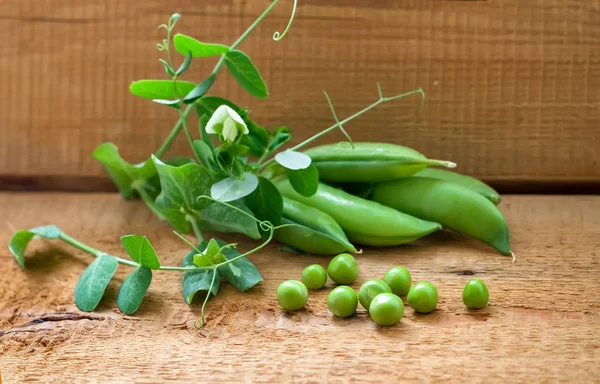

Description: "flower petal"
205 105 231 134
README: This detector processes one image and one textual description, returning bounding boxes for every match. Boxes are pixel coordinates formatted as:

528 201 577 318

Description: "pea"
358 279 391 310
462 279 489 309
383 266 412 296
301 264 328 290
276 280 309 311
327 253 359 285
369 293 404 326
407 281 438 314
327 286 358 318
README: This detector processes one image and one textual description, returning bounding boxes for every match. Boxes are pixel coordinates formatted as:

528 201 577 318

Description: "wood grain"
0 192 599 382
0 0 599 188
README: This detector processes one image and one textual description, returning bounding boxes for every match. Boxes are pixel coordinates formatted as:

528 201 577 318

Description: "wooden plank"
0 0 599 187
0 192 599 382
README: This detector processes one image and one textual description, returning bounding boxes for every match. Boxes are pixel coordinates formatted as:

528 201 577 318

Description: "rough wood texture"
1 193 599 382
1 0 599 187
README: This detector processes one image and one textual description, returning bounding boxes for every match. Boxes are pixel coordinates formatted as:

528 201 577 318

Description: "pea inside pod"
304 142 456 183
370 177 512 256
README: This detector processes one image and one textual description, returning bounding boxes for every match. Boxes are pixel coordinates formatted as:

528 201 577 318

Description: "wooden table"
1 193 599 383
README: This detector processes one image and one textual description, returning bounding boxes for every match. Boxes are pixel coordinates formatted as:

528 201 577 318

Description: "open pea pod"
370 177 512 256
275 218 355 255
304 142 456 183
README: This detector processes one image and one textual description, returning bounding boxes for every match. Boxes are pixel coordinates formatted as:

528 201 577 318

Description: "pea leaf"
120 234 160 269
197 199 260 239
159 59 175 77
153 158 214 233
74 255 118 312
184 75 216 104
267 126 291 152
94 143 157 199
287 164 319 197
173 34 229 57
129 80 196 100
117 267 152 315
8 225 62 269
181 248 220 304
198 240 263 292
275 150 312 170
192 140 215 170
210 173 259 202
176 51 192 76
245 177 283 226
224 50 268 99
198 115 215 150
240 121 270 157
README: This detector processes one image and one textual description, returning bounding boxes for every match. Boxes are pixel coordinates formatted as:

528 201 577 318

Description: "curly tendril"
273 0 298 41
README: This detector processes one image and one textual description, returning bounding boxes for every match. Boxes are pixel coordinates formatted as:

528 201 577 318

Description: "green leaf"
173 34 229 58
74 255 118 312
176 51 192 76
197 199 260 239
193 253 212 267
287 164 319 197
195 96 241 117
152 99 181 109
210 173 259 202
181 248 219 304
129 80 196 99
159 59 175 77
268 126 291 152
120 235 160 269
192 140 215 170
94 143 157 199
184 75 216 104
117 267 152 315
245 177 283 226
8 225 61 269
153 158 214 233
199 240 263 291
198 115 215 150
224 50 268 99
275 150 312 170
240 121 270 157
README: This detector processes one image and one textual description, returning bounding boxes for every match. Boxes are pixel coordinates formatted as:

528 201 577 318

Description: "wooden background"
0 0 599 191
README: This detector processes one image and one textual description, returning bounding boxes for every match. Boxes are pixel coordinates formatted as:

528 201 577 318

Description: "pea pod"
304 142 456 183
275 218 355 255
370 177 512 256
276 179 441 246
412 168 501 205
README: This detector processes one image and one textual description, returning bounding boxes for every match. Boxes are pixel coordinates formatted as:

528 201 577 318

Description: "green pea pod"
304 142 456 183
276 179 441 246
275 218 355 255
281 197 355 252
370 177 512 256
412 168 501 205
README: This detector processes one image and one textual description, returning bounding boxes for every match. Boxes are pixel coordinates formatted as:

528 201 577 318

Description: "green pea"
383 266 412 296
462 279 489 309
358 279 391 310
327 286 358 318
407 281 438 314
369 293 404 326
276 280 308 311
327 253 359 284
301 264 328 290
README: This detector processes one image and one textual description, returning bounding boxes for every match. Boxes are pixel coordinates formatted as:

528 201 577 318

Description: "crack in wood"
0 313 105 337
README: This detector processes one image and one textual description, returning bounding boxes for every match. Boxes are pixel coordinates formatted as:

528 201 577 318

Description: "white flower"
205 105 249 143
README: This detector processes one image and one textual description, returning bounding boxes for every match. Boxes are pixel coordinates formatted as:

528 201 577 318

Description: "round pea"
327 253 359 284
369 293 404 326
358 279 391 310
383 266 412 296
407 281 438 314
276 280 309 311
301 264 328 290
327 286 358 318
462 279 489 309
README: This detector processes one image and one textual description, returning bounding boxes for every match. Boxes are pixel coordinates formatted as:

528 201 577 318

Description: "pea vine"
8 0 425 326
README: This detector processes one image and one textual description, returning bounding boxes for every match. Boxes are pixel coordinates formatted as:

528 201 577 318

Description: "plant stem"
231 0 281 50
59 232 139 268
190 218 205 243
136 186 166 221
178 108 196 151
155 105 196 158
259 87 425 170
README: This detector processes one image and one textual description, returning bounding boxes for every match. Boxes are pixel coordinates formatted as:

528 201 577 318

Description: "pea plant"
9 0 424 327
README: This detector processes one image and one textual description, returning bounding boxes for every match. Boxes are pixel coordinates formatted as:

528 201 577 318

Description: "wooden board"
1 192 599 382
1 0 599 188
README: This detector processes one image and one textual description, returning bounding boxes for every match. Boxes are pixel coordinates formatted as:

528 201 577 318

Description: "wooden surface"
1 0 599 187
0 192 599 382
